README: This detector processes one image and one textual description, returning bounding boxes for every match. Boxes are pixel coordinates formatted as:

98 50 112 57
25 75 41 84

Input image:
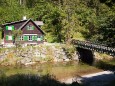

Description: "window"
23 35 39 41
37 36 41 41
37 35 44 41
24 36 28 41
20 36 23 41
34 36 38 41
40 36 44 41
27 25 34 30
6 26 14 30
29 35 32 41
6 35 14 40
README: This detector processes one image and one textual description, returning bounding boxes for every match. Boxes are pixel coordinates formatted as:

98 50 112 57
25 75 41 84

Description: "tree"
12 30 22 47
0 0 114 47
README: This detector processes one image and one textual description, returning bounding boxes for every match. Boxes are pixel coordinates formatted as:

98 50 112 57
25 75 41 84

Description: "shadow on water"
81 73 115 86
76 47 94 65
0 74 82 86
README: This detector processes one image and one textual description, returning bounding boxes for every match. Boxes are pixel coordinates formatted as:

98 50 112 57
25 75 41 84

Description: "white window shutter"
37 38 41 41
8 26 12 30
8 36 12 40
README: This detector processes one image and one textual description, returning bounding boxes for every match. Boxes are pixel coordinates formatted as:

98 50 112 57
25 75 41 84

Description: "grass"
94 59 115 71
96 52 114 60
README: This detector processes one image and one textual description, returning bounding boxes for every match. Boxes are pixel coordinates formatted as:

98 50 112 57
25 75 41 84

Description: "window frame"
28 35 32 41
27 25 34 30
6 35 13 40
20 36 23 41
6 26 15 30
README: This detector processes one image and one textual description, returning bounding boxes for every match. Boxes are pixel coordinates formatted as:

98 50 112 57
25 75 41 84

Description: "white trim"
23 34 37 35
4 43 15 48
4 43 14 45
20 36 23 41
8 36 13 40
25 43 38 44
37 38 41 41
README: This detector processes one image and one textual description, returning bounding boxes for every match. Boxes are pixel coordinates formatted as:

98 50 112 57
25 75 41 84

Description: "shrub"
62 45 76 60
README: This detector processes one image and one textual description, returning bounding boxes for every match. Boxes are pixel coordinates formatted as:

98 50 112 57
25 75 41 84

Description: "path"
61 71 115 86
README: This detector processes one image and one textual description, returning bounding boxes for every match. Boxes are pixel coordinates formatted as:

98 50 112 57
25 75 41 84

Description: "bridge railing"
72 40 115 56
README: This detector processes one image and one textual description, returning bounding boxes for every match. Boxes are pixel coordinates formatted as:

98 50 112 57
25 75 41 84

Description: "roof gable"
2 19 44 34
19 19 44 34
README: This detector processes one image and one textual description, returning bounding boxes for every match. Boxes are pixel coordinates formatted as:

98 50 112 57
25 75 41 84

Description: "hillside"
0 0 115 47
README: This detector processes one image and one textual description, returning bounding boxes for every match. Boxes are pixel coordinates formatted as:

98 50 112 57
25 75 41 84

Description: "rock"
24 62 36 66
64 59 70 62
20 58 32 65
0 43 79 65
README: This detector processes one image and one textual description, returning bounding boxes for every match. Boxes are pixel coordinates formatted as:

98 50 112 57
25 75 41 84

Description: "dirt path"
61 71 115 86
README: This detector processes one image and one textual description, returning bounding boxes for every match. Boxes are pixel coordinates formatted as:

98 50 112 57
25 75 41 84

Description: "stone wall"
0 43 78 66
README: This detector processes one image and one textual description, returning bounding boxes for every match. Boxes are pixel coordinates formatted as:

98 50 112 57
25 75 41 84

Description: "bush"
62 45 76 60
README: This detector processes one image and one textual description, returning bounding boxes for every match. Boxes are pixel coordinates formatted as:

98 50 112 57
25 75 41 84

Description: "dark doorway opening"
77 47 95 65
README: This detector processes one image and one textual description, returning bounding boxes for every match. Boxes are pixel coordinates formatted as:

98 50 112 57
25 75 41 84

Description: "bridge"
72 40 115 56
72 40 115 64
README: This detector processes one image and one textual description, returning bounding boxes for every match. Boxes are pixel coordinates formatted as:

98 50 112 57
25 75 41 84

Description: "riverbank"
0 43 114 66
61 71 115 86
0 43 114 86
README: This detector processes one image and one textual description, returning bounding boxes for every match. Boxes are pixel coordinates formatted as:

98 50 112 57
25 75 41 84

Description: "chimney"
23 16 26 20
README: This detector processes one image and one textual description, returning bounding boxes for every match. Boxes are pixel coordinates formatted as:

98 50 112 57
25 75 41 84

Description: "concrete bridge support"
76 47 95 65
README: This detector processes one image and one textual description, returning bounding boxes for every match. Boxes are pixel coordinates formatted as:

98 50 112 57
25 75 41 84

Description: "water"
0 61 77 77
0 61 114 86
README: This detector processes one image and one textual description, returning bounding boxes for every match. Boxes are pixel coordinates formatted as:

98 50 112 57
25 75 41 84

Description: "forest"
0 0 115 47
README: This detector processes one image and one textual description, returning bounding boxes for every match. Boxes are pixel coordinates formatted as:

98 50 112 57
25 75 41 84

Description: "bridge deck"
72 40 115 56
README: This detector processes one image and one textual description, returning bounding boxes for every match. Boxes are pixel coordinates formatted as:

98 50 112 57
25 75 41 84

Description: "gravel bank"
61 71 115 86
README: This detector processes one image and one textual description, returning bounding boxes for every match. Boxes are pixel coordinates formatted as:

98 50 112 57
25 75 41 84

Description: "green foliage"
0 28 2 40
0 0 114 47
12 30 22 47
62 45 76 60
